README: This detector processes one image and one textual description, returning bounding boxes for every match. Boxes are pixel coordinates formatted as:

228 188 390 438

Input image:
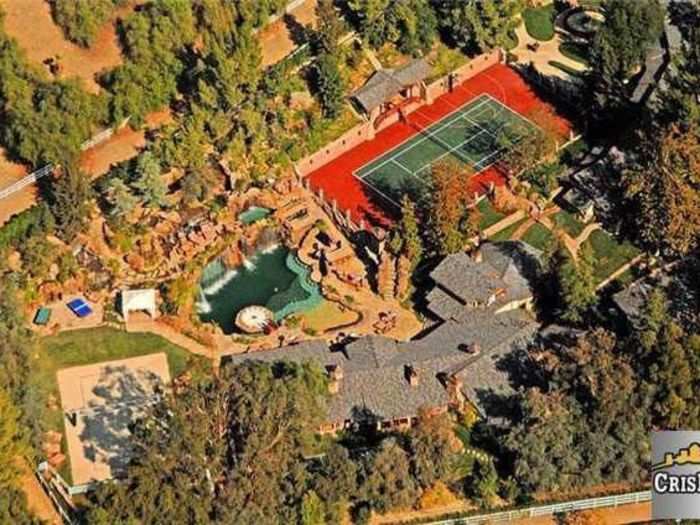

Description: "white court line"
473 147 506 171
414 127 490 174
392 159 415 176
483 92 539 131
355 95 492 180
357 175 402 209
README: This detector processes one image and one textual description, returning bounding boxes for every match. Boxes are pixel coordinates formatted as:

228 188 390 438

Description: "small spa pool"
238 206 272 225
197 246 321 334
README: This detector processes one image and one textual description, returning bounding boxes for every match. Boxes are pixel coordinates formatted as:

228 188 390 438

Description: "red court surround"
306 63 572 229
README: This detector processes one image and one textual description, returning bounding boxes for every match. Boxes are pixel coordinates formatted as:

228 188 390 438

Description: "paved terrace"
306 63 571 228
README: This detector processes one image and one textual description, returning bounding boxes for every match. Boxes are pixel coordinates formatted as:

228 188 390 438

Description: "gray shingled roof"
429 242 540 309
223 309 537 424
352 58 431 113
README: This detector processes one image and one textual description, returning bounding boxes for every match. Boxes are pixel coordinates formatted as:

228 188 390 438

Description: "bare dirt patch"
80 109 173 178
1 0 137 93
259 0 318 67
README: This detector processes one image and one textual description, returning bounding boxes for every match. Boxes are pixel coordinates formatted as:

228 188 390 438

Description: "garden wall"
425 49 502 102
295 121 374 177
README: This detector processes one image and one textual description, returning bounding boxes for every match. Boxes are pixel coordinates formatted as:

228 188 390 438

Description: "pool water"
238 206 272 225
197 246 322 334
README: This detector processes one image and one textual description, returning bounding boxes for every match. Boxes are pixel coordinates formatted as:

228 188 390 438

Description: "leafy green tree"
19 236 56 280
0 388 28 490
348 0 436 54
105 178 138 218
436 0 522 52
0 488 40 525
347 0 392 47
313 444 357 523
86 360 328 523
103 0 196 124
389 196 423 268
50 0 121 47
363 438 418 513
313 52 346 119
390 0 437 56
428 160 478 256
588 0 664 112
557 243 597 323
659 24 700 128
408 411 459 489
634 287 667 359
301 491 326 525
49 166 92 241
314 0 346 54
624 124 700 255
132 152 168 208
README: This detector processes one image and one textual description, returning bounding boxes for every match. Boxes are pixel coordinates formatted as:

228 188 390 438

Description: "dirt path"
511 217 536 240
573 222 601 252
125 318 216 360
513 23 586 79
1 0 136 94
19 460 61 525
259 0 318 67
0 109 171 227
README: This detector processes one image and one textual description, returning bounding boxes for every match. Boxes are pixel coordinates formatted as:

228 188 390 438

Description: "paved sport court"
355 94 536 205
57 353 170 485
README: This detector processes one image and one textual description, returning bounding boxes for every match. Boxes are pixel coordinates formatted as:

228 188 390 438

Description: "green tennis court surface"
355 94 537 205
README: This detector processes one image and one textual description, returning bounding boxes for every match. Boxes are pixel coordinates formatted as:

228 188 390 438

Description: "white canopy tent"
120 289 158 322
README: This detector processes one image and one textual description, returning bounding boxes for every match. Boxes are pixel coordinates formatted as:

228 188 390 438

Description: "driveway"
513 23 586 79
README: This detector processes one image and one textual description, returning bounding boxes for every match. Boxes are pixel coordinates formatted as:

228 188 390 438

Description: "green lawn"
523 4 556 41
490 218 527 242
553 210 585 237
548 60 584 77
477 199 506 231
521 223 554 251
584 230 641 284
34 327 196 484
559 41 590 65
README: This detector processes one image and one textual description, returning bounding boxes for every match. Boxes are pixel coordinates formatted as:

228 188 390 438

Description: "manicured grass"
523 4 556 41
559 41 589 65
477 199 506 231
491 218 527 242
34 327 197 483
300 300 359 333
548 60 584 77
584 230 641 283
521 223 554 251
553 210 585 237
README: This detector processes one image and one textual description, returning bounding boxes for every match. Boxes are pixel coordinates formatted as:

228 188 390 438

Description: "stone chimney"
327 365 343 395
405 365 419 387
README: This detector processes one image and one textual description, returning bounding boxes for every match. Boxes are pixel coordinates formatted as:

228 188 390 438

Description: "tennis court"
355 94 537 205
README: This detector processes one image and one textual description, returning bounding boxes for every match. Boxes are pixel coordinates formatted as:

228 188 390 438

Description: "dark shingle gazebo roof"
352 58 432 114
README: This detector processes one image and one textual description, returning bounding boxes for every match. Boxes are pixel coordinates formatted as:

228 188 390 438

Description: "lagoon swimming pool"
197 245 321 334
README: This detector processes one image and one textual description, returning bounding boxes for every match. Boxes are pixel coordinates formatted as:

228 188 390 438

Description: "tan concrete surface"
513 23 586 79
57 353 170 485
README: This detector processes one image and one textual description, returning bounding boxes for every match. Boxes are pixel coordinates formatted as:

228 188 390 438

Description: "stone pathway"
512 23 586 79
125 318 216 360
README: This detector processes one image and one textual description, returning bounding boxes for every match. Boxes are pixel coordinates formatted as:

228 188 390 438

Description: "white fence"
0 117 130 202
0 164 54 200
420 491 651 525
